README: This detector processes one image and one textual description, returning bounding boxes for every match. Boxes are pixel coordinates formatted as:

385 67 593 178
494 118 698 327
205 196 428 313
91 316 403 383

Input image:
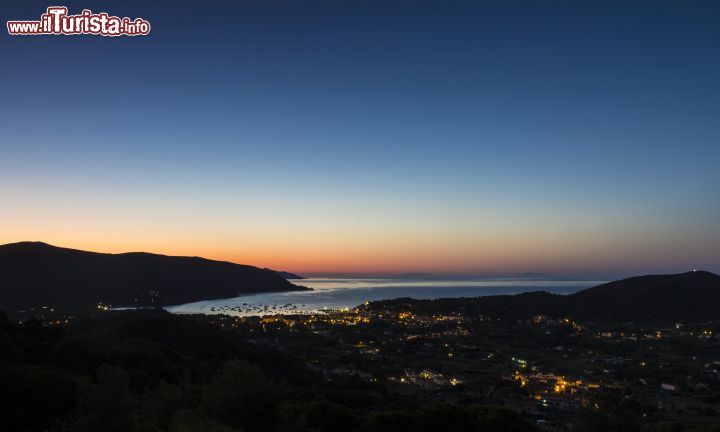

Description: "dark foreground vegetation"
2 271 719 431
0 309 537 432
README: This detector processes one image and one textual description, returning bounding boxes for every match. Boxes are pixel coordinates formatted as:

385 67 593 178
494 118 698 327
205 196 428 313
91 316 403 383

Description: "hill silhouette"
277 271 304 279
566 270 720 322
370 271 720 323
0 242 306 312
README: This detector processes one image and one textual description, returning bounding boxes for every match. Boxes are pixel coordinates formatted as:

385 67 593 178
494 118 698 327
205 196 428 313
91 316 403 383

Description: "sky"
1 0 719 276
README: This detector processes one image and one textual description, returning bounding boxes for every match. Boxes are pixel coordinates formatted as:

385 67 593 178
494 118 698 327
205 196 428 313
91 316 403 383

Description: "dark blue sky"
2 1 719 275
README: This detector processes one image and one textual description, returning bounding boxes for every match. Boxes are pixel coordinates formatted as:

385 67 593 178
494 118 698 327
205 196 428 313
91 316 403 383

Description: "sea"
166 277 607 317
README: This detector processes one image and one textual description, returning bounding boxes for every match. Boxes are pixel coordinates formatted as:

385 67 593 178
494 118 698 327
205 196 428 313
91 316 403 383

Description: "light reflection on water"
166 277 606 317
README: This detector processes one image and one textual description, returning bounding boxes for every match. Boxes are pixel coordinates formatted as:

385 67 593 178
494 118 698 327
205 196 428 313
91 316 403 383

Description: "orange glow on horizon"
2 198 716 275
0 232 707 276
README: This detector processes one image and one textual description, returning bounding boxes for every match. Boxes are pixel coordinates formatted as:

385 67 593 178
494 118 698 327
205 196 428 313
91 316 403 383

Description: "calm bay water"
166 277 606 317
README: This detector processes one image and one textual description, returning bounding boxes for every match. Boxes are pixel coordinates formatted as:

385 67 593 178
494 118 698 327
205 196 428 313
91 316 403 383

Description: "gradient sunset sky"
2 0 719 276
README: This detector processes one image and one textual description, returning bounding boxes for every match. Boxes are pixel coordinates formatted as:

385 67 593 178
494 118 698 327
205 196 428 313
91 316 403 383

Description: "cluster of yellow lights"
259 312 372 327
48 319 71 325
324 314 370 325
516 371 596 397
562 317 583 331
397 371 462 387
554 378 568 394
514 371 528 387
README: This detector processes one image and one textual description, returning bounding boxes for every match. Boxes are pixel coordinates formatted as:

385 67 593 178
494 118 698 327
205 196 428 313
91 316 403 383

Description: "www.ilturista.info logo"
7 6 151 36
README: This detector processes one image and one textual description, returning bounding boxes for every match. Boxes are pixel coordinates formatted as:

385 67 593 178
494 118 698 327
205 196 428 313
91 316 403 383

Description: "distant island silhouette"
0 242 308 312
396 272 436 279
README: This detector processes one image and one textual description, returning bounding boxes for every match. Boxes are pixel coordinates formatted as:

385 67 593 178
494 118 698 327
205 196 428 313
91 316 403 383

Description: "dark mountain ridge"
0 242 306 312
565 270 720 322
368 271 720 323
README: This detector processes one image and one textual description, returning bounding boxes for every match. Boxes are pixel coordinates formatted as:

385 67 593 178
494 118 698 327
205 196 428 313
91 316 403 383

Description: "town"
5 295 720 431
187 301 720 430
